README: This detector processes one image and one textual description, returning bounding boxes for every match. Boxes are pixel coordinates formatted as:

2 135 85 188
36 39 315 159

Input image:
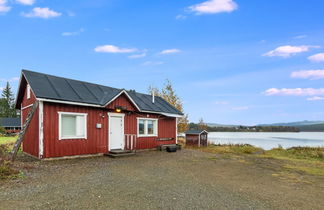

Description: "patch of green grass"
284 164 324 176
0 136 17 145
188 144 324 177
262 147 324 176
264 147 324 161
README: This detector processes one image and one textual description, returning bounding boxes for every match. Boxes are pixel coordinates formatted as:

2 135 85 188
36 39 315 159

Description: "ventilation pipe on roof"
152 92 155 103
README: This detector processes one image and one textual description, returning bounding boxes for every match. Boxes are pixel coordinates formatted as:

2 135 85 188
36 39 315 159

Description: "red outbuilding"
15 70 183 159
185 130 208 147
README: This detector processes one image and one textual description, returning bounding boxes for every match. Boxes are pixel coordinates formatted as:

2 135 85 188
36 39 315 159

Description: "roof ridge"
22 69 120 92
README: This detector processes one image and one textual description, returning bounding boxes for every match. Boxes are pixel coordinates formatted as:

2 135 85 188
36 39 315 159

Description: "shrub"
287 147 324 160
0 144 19 179
0 126 5 135
267 146 324 161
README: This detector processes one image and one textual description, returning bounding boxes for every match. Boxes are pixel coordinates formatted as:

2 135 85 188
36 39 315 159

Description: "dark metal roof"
0 118 21 127
21 70 183 116
185 130 208 135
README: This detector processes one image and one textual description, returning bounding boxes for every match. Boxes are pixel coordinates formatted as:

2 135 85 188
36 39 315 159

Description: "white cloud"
0 0 10 14
62 28 84 36
291 70 324 80
264 88 324 96
307 96 324 101
0 87 3 91
293 35 307 39
22 7 61 18
142 61 164 66
263 45 320 58
188 0 238 15
94 45 137 53
176 14 187 20
160 49 181 55
308 53 324 62
128 53 146 59
16 0 35 5
232 106 249 111
214 101 229 105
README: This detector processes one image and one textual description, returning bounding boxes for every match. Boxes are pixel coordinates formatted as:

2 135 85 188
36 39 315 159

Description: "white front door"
109 113 125 150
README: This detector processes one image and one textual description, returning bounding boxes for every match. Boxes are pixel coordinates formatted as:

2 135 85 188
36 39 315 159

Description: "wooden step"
109 149 132 154
105 152 136 158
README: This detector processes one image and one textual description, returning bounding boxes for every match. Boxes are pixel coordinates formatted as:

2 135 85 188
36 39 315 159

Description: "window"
59 112 87 140
27 84 31 99
137 118 158 137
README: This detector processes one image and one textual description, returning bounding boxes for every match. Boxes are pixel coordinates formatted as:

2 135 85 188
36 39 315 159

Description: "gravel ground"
1 149 323 210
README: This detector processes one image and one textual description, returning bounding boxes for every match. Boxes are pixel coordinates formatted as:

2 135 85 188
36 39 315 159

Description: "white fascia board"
104 89 141 111
37 98 102 108
160 112 184 118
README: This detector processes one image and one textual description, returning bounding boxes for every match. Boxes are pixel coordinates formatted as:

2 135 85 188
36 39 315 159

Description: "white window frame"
27 84 31 99
58 112 88 140
137 118 158 137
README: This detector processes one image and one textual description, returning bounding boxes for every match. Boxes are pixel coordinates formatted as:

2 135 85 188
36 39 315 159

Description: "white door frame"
108 112 125 151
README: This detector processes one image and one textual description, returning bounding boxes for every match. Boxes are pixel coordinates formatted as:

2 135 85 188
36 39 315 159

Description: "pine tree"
0 82 17 117
148 80 188 133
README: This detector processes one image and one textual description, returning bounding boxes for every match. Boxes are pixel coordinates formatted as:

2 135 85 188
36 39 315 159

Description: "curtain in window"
62 115 76 137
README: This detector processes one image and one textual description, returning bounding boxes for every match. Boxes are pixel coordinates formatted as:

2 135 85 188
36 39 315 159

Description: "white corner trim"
104 90 141 111
175 118 178 144
27 84 31 99
58 112 88 140
137 117 158 137
39 101 44 158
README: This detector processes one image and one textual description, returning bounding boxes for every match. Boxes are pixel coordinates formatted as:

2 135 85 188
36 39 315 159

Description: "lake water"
208 132 324 150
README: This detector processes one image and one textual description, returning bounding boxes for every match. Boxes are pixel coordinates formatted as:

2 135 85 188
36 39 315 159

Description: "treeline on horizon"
188 123 301 132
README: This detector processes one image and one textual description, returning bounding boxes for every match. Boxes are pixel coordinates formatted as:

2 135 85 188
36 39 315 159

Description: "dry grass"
188 144 264 155
265 146 324 161
188 144 324 177
0 144 21 180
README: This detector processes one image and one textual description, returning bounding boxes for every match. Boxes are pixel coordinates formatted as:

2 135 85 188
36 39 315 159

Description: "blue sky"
1 0 324 125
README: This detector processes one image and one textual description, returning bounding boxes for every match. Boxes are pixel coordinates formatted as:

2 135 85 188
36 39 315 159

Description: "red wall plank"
43 103 108 158
106 93 137 111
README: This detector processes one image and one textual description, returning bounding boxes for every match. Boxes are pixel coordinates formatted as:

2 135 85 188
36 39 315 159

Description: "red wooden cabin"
15 70 183 159
0 118 21 134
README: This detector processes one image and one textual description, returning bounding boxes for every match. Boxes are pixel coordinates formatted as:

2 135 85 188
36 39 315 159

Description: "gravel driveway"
1 149 323 210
